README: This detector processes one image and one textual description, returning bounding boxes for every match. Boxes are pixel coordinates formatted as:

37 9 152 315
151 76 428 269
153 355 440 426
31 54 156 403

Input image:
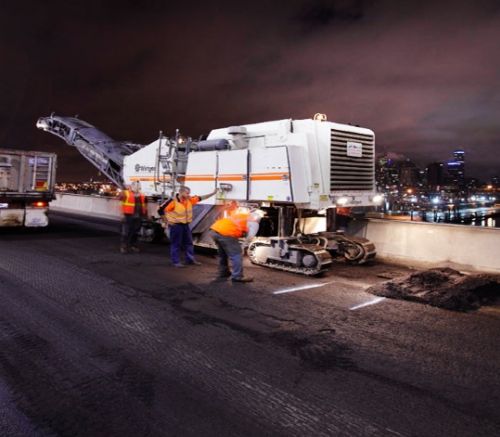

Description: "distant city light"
431 197 440 205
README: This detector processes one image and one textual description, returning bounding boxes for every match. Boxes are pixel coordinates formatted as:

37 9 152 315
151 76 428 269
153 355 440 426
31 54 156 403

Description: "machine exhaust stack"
227 126 248 149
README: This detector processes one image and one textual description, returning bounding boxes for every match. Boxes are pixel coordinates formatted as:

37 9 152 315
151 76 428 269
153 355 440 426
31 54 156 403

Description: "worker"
210 206 262 282
120 181 147 254
161 185 217 267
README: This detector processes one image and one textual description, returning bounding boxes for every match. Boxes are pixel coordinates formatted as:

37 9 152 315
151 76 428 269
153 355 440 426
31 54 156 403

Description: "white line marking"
350 296 386 310
273 282 332 295
331 278 372 289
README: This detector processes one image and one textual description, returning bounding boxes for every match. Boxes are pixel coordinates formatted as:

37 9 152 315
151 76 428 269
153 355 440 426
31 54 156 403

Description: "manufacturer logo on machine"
135 164 155 173
346 141 363 157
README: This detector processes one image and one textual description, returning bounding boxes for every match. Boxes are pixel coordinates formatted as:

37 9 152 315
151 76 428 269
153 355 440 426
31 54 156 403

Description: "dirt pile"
367 268 500 311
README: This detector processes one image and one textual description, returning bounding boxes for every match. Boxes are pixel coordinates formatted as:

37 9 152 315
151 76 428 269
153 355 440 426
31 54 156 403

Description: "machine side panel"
184 151 218 204
216 149 248 201
287 146 310 204
123 142 159 195
249 146 292 202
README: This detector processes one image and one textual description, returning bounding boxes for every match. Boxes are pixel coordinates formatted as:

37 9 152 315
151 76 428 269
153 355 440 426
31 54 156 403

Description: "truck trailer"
0 148 57 227
37 114 380 275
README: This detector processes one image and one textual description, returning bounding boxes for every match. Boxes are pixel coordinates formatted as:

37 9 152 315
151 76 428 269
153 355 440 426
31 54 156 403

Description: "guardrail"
50 193 500 274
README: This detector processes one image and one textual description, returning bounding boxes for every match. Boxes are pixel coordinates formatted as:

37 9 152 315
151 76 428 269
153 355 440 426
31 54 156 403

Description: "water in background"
386 205 500 228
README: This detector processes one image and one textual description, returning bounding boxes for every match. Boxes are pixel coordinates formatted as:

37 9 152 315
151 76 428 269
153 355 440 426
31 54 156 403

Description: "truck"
0 148 57 227
36 114 381 275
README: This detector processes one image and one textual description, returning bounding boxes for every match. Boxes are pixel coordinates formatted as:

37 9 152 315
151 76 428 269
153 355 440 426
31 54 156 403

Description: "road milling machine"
37 114 381 275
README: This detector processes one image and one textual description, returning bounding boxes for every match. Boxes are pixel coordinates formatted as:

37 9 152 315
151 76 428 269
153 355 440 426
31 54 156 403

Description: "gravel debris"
367 268 500 311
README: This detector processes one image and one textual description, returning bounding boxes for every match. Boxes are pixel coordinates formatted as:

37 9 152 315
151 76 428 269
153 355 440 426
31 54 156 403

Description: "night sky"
1 0 499 181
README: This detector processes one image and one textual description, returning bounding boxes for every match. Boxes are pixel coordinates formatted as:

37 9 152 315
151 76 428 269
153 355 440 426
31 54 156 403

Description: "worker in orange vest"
210 205 262 282
160 185 217 267
120 181 147 254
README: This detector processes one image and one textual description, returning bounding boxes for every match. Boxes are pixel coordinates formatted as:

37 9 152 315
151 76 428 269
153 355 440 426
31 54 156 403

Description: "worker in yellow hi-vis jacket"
159 185 216 267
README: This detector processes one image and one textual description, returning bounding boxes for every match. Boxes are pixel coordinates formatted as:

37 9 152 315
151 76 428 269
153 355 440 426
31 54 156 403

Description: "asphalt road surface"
0 212 499 437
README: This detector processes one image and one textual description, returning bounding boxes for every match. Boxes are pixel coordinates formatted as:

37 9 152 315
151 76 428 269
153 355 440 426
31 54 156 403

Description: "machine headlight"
336 197 349 206
372 194 384 205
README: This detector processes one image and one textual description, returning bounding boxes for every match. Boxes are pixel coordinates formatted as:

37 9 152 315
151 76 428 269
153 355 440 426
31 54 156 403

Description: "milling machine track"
247 238 332 276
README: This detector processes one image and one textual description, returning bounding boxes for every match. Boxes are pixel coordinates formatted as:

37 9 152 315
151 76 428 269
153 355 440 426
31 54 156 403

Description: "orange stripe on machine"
218 174 246 181
184 175 216 181
129 176 172 181
184 172 290 182
250 172 289 181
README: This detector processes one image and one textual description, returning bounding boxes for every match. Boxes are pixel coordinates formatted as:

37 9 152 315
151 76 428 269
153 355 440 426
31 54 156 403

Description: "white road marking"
273 282 332 295
330 278 372 289
350 296 386 310
273 277 374 296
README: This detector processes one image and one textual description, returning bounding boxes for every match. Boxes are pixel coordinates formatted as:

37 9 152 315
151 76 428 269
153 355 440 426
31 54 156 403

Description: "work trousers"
211 231 243 279
121 215 142 248
169 223 195 264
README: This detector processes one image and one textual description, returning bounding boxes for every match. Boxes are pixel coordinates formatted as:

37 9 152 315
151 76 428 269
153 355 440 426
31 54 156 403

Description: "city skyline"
1 0 500 181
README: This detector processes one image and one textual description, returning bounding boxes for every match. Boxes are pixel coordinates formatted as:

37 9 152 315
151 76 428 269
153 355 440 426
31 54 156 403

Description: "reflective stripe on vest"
121 190 146 215
210 213 249 238
166 199 193 224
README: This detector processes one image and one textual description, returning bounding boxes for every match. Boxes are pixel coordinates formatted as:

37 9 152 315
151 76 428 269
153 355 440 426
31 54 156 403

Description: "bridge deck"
0 212 499 436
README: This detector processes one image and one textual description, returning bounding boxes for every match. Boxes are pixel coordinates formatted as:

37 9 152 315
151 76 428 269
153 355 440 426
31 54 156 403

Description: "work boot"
172 263 185 268
231 276 253 283
216 272 231 280
186 260 202 266
120 245 129 254
130 246 140 253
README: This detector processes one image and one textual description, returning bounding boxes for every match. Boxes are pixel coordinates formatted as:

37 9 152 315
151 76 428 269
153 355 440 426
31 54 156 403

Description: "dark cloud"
0 0 499 181
296 0 368 29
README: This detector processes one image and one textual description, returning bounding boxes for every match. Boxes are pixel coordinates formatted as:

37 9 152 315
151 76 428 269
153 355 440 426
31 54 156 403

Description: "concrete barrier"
51 193 500 274
349 218 500 274
50 193 158 220
50 193 122 220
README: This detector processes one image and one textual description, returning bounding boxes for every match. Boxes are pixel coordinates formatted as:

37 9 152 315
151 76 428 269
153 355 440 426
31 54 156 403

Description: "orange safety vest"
121 190 147 215
166 198 194 224
211 213 249 238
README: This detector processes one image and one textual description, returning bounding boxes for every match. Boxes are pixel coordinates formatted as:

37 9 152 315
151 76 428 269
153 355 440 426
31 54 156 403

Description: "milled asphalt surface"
0 212 499 436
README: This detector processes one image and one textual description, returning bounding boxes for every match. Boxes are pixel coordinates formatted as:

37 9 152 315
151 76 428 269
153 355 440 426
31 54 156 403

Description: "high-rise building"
426 162 445 190
447 149 465 188
376 155 400 189
399 159 419 187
